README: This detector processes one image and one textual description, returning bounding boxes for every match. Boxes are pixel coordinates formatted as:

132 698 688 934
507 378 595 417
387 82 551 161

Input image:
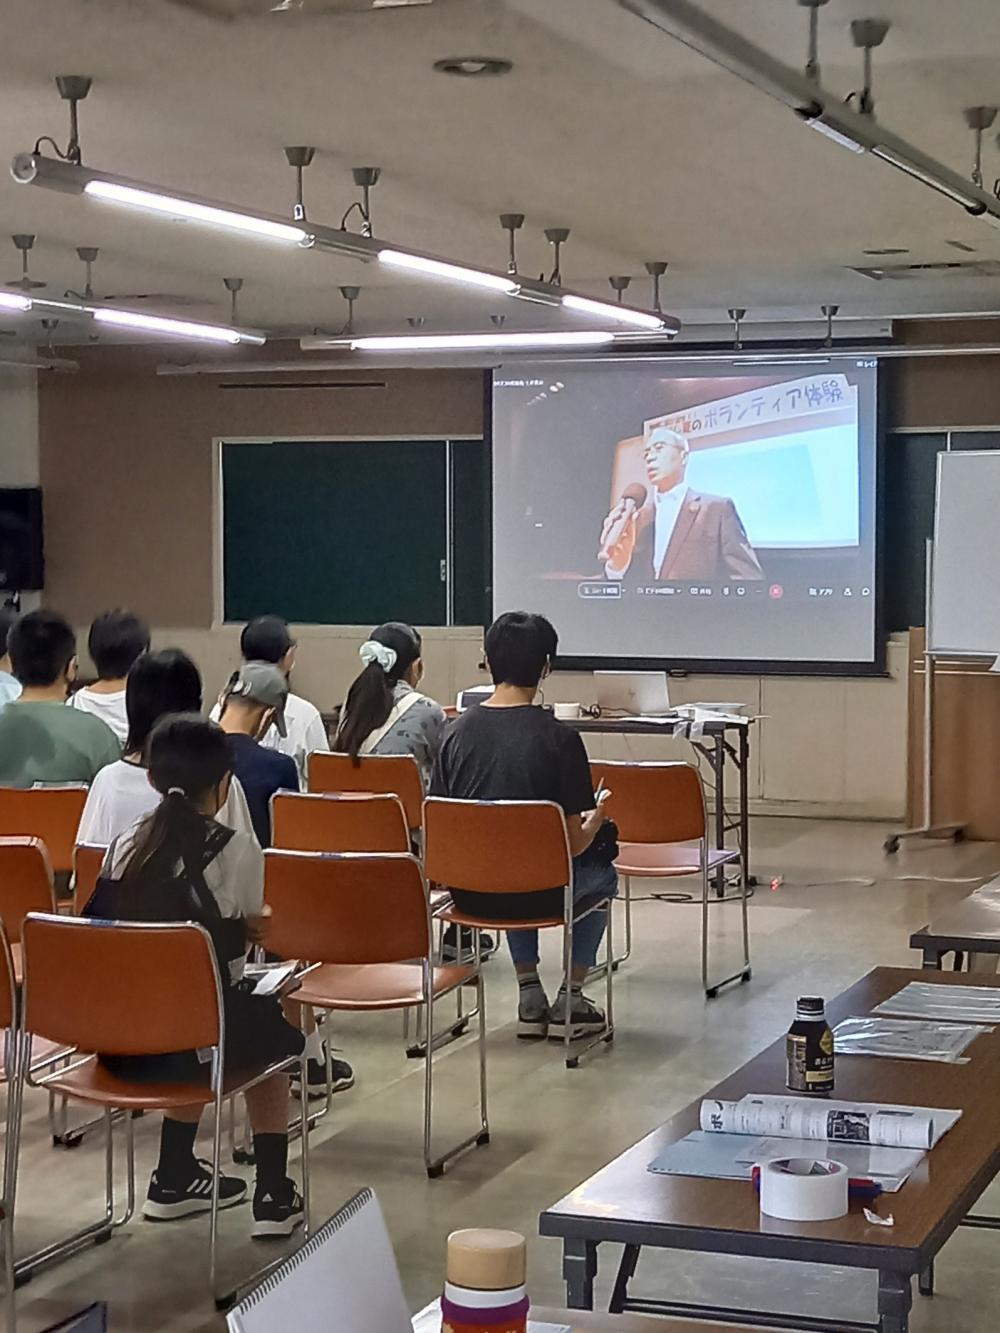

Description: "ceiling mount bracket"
339 284 361 336
797 0 830 85
728 306 747 351
284 146 315 222
350 167 380 238
849 18 890 117
609 275 632 303
499 213 525 275
544 227 570 284
644 260 668 313
9 234 44 292
407 315 426 329
489 313 507 327
67 245 100 300
224 276 244 324
964 107 997 188
820 303 839 347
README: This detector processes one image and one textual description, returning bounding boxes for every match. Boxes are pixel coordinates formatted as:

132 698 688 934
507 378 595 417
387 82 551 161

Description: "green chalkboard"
223 439 448 626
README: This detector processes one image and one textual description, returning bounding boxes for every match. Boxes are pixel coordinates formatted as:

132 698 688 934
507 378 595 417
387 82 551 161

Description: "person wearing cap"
213 616 329 784
216 662 299 848
600 426 764 582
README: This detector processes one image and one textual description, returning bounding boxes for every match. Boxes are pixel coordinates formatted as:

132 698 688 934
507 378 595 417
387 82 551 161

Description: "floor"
13 817 1000 1332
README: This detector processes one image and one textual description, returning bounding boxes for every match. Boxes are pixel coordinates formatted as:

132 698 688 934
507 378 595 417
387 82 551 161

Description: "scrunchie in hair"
359 640 397 673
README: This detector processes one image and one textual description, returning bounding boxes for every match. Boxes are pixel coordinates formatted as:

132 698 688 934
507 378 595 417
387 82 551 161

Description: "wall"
43 337 1000 820
0 365 39 486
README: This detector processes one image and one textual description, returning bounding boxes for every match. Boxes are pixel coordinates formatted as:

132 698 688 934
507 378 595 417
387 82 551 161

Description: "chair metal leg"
424 938 490 1178
209 1051 223 1306
563 911 574 1070
703 841 752 999
567 905 616 1069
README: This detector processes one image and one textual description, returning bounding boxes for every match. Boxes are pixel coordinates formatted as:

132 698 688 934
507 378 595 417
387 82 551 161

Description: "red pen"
751 1166 883 1200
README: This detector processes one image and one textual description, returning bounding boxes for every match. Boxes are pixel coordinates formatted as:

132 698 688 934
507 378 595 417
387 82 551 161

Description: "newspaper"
833 1016 989 1064
700 1094 961 1149
873 981 1000 1026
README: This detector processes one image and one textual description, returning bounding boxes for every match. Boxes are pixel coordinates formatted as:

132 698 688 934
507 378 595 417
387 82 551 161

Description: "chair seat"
296 961 474 1012
437 907 565 932
36 1054 291 1110
615 842 742 876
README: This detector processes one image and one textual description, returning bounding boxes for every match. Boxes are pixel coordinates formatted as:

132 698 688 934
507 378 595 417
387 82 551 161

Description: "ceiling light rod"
820 303 839 348
617 0 1000 225
343 167 380 238
645 260 668 314
728 306 746 352
284 146 315 222
798 0 829 85
224 276 244 324
32 75 93 167
545 228 570 285
848 19 890 118
965 107 997 189
499 214 525 276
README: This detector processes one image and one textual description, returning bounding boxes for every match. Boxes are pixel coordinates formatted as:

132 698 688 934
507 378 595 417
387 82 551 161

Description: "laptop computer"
594 671 673 717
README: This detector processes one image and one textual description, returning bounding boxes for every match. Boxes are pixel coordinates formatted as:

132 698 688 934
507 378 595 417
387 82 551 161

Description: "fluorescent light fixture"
94 308 264 345
377 249 518 294
868 147 986 212
0 292 32 312
561 294 665 330
802 116 867 154
349 330 616 352
84 180 310 243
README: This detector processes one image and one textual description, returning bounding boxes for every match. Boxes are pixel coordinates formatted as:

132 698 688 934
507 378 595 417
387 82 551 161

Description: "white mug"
552 702 581 721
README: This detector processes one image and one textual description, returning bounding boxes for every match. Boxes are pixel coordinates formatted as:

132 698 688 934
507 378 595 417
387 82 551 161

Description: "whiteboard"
930 450 1000 655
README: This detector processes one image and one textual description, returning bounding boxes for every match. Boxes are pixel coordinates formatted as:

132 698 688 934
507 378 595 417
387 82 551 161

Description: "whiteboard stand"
884 540 966 855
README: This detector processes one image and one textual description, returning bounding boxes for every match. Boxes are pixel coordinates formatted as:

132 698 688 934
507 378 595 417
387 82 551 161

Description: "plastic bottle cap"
446 1229 526 1291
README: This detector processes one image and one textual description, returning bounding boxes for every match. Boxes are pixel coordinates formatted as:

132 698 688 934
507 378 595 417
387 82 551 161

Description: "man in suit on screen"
599 426 764 583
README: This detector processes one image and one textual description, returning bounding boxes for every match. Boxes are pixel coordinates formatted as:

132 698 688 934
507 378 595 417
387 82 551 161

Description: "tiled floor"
13 818 1000 1331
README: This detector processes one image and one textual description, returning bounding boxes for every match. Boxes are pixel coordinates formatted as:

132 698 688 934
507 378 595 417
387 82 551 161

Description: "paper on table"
873 981 1000 1025
647 1130 921 1191
834 1015 988 1064
701 1094 961 1149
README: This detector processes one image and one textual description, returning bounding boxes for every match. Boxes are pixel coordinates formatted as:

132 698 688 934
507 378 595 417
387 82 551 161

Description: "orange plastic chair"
0 787 88 875
0 921 15 1329
271 792 409 854
72 844 107 916
307 753 424 833
13 914 310 1303
265 849 486 1177
0 838 57 987
423 798 614 1069
589 760 748 997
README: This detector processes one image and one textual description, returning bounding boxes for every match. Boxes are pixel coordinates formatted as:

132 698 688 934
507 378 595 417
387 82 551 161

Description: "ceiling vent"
166 0 432 17
849 259 1000 282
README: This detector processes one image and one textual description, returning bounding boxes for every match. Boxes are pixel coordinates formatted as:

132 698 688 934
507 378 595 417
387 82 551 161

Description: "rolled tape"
758 1157 849 1222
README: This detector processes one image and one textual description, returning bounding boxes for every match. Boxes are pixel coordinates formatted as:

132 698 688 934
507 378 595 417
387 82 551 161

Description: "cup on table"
552 702 581 721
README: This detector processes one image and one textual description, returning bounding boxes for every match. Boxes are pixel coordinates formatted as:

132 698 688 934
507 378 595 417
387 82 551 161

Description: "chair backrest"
308 752 424 831
0 919 16 1034
423 798 571 895
21 913 222 1056
271 792 410 854
264 850 431 964
0 785 89 873
73 843 107 915
589 760 706 844
0 837 57 943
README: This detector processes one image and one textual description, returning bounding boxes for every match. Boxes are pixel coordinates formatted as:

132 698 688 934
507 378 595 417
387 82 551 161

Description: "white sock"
304 1029 324 1062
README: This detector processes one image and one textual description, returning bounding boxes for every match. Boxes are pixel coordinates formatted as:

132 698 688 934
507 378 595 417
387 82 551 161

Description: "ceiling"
2 0 1000 348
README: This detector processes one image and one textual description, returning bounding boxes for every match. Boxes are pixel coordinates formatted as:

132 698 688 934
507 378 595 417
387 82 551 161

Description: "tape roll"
758 1157 848 1222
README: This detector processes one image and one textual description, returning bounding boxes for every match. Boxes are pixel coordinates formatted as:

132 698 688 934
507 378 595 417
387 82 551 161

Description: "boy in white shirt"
67 609 150 745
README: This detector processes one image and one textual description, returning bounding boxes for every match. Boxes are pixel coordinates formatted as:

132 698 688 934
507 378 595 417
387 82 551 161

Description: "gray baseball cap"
227 661 289 736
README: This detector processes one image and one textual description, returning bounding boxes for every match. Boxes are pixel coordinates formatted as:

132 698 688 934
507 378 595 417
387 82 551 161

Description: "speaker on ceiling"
0 488 44 592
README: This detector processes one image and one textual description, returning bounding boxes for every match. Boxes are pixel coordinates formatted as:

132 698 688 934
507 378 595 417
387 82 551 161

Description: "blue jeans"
506 857 619 970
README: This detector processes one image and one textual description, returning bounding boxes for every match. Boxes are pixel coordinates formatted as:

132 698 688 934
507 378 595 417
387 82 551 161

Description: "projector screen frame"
486 358 889 679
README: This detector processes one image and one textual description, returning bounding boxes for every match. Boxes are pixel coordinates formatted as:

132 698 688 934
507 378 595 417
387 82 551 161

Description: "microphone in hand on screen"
598 482 648 569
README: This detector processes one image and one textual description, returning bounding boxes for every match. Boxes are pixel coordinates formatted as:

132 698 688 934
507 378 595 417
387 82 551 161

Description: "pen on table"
751 1166 883 1200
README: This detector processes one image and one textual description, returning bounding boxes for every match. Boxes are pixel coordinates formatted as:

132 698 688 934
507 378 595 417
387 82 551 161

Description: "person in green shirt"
0 610 121 786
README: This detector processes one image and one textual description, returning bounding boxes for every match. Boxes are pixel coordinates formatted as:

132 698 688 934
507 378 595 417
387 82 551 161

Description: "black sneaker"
252 1179 305 1239
292 1054 356 1100
517 987 549 1041
441 925 496 963
143 1160 247 1221
548 991 607 1042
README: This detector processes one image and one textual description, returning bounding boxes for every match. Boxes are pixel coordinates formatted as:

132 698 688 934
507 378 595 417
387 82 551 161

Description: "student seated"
430 611 618 1042
214 616 329 784
216 663 299 848
77 648 256 846
87 715 306 1237
334 623 447 790
67 609 150 744
0 610 121 786
0 606 20 709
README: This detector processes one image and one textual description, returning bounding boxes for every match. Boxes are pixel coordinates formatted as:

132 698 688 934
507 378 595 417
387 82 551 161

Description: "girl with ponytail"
334 622 447 787
87 714 306 1239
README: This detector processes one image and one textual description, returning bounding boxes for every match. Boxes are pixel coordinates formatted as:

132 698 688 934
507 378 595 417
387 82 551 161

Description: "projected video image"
492 360 879 667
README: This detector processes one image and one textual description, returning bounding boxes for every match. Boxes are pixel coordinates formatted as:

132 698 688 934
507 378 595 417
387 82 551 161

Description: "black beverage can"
786 996 835 1096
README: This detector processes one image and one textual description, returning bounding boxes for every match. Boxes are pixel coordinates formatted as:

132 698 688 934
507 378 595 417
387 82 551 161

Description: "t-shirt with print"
429 703 595 920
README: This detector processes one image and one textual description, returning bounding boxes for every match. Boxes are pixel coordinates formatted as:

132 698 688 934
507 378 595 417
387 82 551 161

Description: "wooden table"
539 967 1000 1333
910 877 1000 968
